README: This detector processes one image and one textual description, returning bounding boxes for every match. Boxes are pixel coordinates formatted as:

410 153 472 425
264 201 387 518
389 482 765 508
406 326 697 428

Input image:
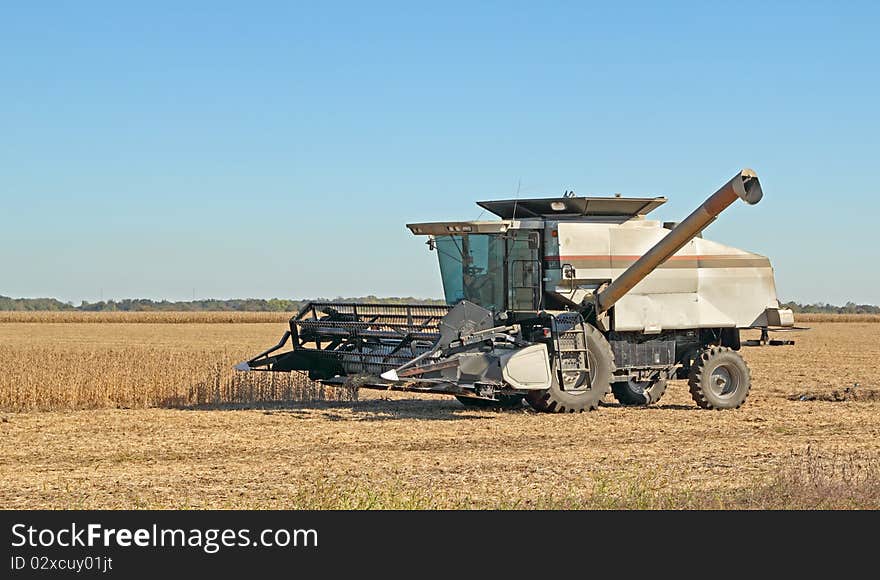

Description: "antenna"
511 178 521 221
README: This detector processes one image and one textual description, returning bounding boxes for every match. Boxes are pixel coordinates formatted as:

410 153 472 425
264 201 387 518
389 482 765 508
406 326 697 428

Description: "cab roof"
476 196 667 220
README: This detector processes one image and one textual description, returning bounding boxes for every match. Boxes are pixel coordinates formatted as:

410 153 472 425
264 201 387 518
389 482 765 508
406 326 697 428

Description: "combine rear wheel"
455 394 525 410
688 346 751 409
611 375 668 406
526 323 614 413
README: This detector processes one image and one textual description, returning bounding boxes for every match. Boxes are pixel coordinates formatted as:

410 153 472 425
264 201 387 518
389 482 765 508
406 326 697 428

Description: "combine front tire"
688 346 751 409
526 323 614 413
611 376 668 406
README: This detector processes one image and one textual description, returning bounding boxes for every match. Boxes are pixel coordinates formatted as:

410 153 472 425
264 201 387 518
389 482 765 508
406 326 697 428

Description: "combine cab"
239 169 800 412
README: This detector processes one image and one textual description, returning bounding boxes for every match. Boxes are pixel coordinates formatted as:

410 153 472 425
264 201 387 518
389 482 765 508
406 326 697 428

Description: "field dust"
0 320 877 508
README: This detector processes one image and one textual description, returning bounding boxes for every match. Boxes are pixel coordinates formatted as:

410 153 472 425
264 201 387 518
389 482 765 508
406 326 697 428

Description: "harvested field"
0 321 877 509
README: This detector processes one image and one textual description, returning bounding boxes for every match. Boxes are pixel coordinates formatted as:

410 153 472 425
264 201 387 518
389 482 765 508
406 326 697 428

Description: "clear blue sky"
2 1 878 305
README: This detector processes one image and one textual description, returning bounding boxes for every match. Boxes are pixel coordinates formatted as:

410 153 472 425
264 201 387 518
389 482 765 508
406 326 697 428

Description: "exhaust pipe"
597 169 763 313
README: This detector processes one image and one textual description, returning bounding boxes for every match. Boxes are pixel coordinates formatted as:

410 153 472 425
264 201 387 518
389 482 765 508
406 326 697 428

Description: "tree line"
0 295 445 312
779 301 880 314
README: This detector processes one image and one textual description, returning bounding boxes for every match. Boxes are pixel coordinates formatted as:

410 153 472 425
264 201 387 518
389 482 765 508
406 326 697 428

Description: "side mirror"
528 231 540 250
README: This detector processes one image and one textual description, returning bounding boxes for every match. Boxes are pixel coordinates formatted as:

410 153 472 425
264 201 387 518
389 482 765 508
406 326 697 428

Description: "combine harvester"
238 169 799 412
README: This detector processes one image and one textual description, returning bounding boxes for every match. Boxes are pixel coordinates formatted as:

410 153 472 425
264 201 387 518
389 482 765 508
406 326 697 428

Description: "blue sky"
2 1 878 304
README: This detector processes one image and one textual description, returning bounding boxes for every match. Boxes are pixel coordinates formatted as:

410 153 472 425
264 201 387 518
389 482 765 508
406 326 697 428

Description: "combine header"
239 169 798 412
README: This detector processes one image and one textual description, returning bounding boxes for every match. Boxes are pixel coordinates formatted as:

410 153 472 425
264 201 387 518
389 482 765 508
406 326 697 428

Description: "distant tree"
0 295 76 311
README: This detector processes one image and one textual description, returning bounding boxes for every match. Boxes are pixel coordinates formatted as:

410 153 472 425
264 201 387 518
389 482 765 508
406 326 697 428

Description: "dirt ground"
0 322 878 508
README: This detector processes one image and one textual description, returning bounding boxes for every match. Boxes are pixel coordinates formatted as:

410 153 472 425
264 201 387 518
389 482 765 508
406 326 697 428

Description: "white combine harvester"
239 169 798 412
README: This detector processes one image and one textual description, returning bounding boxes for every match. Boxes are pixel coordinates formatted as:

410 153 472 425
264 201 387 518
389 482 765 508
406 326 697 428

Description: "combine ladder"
551 312 591 387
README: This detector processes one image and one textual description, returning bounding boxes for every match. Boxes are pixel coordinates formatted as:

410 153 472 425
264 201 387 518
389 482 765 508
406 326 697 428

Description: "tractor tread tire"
612 378 668 406
688 346 751 410
526 323 614 413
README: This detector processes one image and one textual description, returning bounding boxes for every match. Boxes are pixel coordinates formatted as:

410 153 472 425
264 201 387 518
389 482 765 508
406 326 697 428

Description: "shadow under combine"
168 397 521 422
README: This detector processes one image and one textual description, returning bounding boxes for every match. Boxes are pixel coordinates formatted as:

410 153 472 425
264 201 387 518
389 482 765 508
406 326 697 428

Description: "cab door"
507 231 542 311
